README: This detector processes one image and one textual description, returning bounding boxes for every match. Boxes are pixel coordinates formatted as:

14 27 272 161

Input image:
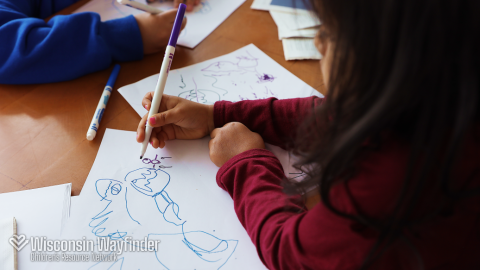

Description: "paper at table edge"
0 217 16 270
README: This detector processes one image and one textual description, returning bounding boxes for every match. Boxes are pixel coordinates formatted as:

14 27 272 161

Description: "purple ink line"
192 77 199 103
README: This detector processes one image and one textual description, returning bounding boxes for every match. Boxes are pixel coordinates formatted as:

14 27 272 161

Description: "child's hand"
136 93 214 148
173 0 201 12
134 9 187 55
147 0 201 12
209 122 265 167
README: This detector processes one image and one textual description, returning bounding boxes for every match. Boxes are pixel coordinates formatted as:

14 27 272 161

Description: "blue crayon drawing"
195 1 212 14
88 165 238 269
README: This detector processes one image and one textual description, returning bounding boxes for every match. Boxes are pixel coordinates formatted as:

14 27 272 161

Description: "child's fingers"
142 91 154 111
208 128 221 166
181 16 187 31
155 128 170 148
185 0 195 11
143 94 179 114
210 128 220 139
150 129 160 148
137 113 149 142
148 108 183 127
210 128 220 138
158 129 169 148
160 124 177 142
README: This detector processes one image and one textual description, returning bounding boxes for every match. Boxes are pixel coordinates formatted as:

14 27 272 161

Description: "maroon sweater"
213 97 480 270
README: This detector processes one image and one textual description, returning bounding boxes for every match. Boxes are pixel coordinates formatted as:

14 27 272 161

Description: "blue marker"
86 64 121 141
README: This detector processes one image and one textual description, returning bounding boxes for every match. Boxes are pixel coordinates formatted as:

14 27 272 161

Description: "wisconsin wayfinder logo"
9 234 29 251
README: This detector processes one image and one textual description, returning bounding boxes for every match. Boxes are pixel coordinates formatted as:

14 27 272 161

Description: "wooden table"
0 0 324 207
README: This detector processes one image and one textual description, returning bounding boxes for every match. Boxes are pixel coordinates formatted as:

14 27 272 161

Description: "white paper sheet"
269 8 319 39
0 184 72 270
269 10 320 30
0 218 15 270
278 26 318 40
73 0 245 48
46 129 266 270
118 44 321 118
68 196 79 218
250 0 271 11
282 38 322 60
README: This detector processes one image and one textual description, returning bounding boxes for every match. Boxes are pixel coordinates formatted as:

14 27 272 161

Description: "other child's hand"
134 9 187 55
147 0 201 12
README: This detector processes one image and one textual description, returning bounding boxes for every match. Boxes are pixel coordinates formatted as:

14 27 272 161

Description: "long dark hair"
287 0 480 268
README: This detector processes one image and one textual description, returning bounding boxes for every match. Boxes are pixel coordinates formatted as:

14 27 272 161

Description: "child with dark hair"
136 0 480 269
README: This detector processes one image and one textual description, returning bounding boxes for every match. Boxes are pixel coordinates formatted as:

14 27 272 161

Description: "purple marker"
140 4 186 159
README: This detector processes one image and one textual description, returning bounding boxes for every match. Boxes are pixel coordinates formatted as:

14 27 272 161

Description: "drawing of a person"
89 168 237 270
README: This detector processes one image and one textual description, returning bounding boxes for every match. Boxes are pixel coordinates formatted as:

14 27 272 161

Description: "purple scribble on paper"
257 73 275 83
201 61 240 74
201 51 275 82
236 55 258 70
141 155 172 169
196 50 280 102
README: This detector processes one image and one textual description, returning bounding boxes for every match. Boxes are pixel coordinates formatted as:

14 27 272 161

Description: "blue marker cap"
106 64 121 88
168 3 187 47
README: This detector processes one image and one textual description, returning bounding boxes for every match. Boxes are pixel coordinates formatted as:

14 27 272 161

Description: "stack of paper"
251 0 322 60
0 184 72 270
250 0 271 11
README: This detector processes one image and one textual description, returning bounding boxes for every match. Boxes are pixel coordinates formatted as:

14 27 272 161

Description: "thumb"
148 109 182 127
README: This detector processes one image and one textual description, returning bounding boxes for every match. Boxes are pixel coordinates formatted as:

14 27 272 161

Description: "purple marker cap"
168 3 187 47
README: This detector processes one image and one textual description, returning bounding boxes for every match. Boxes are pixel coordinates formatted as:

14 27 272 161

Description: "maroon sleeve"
214 96 324 149
216 148 381 270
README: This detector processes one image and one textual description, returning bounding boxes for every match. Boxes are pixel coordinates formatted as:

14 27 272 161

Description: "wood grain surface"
0 0 324 209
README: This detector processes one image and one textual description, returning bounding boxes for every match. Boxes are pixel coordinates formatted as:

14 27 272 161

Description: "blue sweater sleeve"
0 0 143 84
